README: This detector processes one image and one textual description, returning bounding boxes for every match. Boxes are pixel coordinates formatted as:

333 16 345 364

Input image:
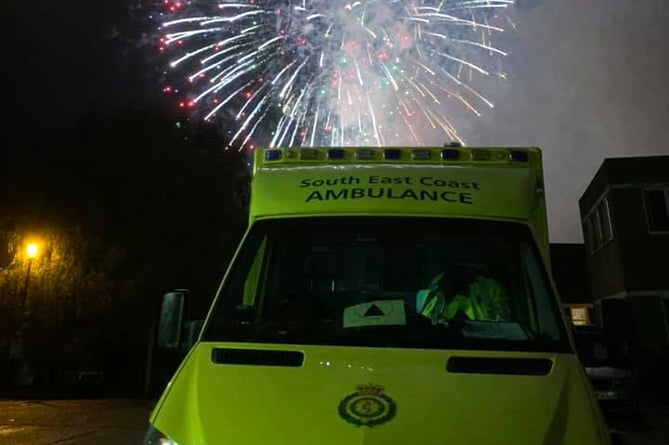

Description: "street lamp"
26 243 40 259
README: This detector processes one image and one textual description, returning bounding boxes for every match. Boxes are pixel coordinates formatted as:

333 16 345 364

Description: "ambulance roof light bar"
261 146 530 164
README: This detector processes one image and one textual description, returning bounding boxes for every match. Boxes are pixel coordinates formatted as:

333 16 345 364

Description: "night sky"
468 0 669 242
11 0 669 243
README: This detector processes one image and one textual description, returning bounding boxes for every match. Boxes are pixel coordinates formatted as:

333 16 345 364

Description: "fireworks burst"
155 0 515 149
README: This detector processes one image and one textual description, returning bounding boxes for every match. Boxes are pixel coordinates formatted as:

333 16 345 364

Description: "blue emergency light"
510 151 529 162
264 150 282 161
327 149 345 160
383 149 402 160
441 148 460 160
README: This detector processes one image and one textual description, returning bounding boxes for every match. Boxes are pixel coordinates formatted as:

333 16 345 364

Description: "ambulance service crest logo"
338 384 397 427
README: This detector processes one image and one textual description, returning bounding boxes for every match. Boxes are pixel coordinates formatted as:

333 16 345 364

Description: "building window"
583 195 614 253
600 197 613 242
643 188 669 233
593 210 603 247
569 306 591 326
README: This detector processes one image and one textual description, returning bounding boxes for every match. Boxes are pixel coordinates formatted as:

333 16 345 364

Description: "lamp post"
13 241 41 386
22 242 41 310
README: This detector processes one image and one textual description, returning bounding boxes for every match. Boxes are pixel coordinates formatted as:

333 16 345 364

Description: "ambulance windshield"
203 217 571 353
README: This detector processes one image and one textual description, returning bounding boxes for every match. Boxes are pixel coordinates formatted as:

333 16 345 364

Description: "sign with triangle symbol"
364 304 385 317
343 300 407 328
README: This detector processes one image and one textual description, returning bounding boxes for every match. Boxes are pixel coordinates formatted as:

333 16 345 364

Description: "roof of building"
579 155 669 214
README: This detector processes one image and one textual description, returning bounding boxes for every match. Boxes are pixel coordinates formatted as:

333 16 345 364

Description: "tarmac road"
0 398 155 445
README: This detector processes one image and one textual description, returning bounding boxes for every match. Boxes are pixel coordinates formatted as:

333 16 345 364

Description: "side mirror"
157 290 189 350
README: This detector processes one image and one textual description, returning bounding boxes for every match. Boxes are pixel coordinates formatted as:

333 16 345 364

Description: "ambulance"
145 146 612 445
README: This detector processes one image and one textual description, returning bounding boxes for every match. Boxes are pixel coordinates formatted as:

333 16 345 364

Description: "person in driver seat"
416 266 510 324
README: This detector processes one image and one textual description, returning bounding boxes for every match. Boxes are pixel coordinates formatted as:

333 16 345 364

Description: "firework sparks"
156 0 514 149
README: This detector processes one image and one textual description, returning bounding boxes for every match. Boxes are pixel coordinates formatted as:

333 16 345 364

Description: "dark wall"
580 156 669 300
613 189 669 292
582 209 626 300
549 243 591 304
580 156 669 213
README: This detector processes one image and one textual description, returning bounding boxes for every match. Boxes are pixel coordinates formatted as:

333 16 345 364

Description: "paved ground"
0 398 155 445
606 402 669 445
0 397 667 444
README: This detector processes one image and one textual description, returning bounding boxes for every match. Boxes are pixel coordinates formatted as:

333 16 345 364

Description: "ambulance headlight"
143 424 179 445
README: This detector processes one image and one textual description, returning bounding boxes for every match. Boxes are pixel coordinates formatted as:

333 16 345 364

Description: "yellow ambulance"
145 146 612 445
